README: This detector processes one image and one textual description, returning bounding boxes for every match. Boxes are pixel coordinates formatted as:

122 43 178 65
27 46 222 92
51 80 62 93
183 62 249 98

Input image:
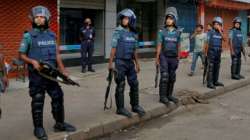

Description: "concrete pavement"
100 85 250 140
0 52 250 140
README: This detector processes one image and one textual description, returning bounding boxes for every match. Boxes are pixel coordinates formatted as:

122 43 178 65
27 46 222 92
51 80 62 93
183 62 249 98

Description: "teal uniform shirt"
111 25 138 49
19 31 32 54
157 28 181 46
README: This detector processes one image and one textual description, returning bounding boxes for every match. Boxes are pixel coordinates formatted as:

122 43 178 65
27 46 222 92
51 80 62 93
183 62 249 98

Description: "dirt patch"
176 89 209 105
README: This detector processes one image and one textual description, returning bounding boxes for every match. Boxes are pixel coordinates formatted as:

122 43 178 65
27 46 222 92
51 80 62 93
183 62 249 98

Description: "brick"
0 0 58 64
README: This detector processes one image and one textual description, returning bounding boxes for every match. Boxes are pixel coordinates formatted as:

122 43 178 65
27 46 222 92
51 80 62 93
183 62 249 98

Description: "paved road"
100 85 250 140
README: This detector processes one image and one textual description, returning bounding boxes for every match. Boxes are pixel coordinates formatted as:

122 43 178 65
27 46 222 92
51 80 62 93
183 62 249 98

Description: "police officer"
80 18 95 73
155 7 181 105
108 9 145 118
206 17 225 89
229 17 245 80
19 6 76 140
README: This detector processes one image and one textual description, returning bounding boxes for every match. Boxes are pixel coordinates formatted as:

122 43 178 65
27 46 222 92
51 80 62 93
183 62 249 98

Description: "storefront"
59 0 166 61
59 0 105 60
58 0 201 63
198 0 250 49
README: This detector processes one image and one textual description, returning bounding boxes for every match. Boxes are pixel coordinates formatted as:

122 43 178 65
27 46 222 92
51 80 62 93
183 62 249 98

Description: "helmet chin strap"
165 23 177 29
121 23 129 29
32 20 49 30
234 26 241 30
84 22 91 27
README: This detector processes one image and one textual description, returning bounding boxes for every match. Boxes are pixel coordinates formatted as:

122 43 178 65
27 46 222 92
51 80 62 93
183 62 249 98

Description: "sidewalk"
0 53 250 140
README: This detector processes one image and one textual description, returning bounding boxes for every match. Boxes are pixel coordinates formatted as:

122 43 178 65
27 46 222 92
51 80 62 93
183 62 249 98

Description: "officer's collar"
233 27 241 31
165 27 176 32
33 28 50 33
212 28 219 33
119 25 130 32
83 26 92 29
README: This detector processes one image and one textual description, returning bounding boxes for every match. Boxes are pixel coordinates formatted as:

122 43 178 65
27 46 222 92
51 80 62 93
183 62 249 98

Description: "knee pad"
208 62 214 71
169 74 176 83
232 58 238 65
51 93 64 112
116 80 125 94
160 72 169 83
31 93 45 110
130 80 139 92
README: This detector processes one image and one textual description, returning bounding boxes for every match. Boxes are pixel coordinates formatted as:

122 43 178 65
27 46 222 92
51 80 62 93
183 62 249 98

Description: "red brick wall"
0 0 58 63
204 7 238 49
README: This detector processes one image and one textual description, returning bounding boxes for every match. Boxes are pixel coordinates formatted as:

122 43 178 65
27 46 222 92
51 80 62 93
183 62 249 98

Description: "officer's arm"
133 50 139 63
156 30 163 64
19 53 34 65
108 48 116 71
228 31 234 55
108 29 119 69
133 35 140 66
133 47 139 66
177 32 182 59
156 44 162 61
219 29 226 41
56 45 67 74
177 44 181 59
204 32 211 56
133 50 140 73
19 33 38 66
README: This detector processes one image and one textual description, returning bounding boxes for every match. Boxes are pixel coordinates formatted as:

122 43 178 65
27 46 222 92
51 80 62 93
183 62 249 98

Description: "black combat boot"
167 82 179 104
231 57 240 80
52 103 76 132
207 62 216 89
129 88 145 117
159 73 170 105
31 96 48 140
236 58 244 79
115 82 132 118
88 67 95 72
34 127 47 140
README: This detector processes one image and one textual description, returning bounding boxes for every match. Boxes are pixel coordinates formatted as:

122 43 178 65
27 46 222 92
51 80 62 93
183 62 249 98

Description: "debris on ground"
176 89 209 105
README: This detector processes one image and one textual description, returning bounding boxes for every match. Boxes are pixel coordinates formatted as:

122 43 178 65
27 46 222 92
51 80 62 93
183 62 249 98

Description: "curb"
50 78 250 140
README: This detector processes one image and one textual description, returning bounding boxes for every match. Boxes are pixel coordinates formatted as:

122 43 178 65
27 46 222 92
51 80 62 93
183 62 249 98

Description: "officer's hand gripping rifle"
155 65 159 88
38 61 80 87
104 69 114 110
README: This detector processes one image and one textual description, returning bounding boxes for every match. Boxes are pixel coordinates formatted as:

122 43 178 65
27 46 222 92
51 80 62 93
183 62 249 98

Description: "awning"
206 0 250 10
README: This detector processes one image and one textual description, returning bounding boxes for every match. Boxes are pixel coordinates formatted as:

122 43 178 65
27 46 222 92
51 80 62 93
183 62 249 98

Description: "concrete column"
157 0 166 30
104 0 117 58
199 0 205 26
